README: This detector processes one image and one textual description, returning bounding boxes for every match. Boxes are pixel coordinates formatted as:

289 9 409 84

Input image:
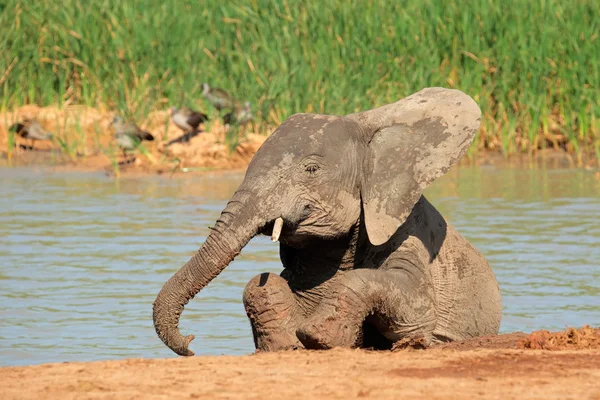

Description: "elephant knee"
243 273 303 351
243 273 296 322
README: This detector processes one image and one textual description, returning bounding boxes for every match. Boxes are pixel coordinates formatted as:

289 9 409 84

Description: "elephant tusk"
271 217 284 242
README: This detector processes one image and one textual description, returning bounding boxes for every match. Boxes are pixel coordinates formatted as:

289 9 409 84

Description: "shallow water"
0 166 599 367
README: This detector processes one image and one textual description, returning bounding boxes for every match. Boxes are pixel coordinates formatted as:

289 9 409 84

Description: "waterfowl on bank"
202 83 235 112
170 106 209 134
9 119 53 149
223 101 253 128
110 116 154 158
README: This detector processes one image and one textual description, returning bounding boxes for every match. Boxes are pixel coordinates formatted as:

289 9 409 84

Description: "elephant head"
153 87 481 356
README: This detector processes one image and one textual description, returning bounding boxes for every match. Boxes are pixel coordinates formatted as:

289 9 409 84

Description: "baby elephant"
153 87 502 356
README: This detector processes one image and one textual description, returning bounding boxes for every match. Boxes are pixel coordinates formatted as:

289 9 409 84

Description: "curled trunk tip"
153 298 196 356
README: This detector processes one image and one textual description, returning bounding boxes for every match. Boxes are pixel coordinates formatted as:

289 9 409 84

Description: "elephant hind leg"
243 272 303 352
296 269 436 350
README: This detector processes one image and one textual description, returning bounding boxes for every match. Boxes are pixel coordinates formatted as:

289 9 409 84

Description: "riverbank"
2 105 599 178
0 105 269 177
2 327 599 399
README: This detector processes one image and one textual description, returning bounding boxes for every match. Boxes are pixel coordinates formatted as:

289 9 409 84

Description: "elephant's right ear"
347 87 481 246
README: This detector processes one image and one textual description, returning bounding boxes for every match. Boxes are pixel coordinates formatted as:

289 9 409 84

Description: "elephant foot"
243 272 303 352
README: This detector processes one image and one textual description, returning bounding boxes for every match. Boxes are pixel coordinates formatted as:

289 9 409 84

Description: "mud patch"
391 333 428 351
433 332 529 351
430 326 600 351
517 325 600 350
389 352 600 380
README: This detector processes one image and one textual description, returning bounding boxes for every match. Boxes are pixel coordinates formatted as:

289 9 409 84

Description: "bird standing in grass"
202 83 234 113
170 106 209 139
223 101 253 128
9 119 53 150
111 116 154 159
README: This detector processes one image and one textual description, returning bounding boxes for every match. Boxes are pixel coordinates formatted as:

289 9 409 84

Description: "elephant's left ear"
347 87 481 246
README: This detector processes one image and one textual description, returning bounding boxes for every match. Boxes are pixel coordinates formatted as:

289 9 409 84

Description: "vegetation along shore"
1 0 598 174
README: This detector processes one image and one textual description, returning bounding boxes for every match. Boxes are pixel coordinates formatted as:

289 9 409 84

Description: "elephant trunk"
153 189 261 356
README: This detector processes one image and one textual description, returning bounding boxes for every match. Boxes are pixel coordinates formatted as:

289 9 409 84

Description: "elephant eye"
305 163 320 175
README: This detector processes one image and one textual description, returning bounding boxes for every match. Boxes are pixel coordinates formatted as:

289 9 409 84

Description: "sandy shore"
0 104 270 177
2 105 599 177
2 348 599 400
2 328 600 400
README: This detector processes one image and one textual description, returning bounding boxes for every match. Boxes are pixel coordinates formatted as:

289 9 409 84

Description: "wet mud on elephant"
153 87 502 356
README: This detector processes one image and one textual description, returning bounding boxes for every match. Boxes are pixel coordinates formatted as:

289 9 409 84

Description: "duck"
9 119 53 150
202 83 235 113
170 106 209 134
110 116 154 158
223 101 253 128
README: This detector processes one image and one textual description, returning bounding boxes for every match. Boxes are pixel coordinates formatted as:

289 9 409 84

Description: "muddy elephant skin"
153 87 502 356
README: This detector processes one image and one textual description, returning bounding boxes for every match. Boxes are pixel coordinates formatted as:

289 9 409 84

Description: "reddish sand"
2 327 600 400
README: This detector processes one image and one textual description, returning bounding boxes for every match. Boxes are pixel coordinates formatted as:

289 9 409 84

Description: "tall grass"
1 0 598 156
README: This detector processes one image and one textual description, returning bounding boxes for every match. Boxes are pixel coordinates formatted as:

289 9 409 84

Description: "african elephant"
153 87 502 356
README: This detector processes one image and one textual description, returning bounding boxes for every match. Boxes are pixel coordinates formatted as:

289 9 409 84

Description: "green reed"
4 115 16 163
102 145 120 178
54 114 78 162
0 0 598 157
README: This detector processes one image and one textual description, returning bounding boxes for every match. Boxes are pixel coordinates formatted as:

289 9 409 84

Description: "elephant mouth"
263 220 324 248
262 218 292 241
260 204 320 244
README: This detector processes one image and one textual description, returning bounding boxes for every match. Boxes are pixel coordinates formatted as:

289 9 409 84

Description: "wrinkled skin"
153 87 502 356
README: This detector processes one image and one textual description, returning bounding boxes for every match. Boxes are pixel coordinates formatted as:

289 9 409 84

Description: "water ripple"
0 166 598 366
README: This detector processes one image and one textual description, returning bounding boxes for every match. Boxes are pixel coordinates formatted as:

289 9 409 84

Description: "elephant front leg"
296 269 436 350
243 272 303 352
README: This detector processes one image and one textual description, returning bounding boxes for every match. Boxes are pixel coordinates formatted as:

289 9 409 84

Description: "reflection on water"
0 166 598 366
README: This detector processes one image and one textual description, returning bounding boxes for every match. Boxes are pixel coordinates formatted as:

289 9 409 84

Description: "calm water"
1 166 599 366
